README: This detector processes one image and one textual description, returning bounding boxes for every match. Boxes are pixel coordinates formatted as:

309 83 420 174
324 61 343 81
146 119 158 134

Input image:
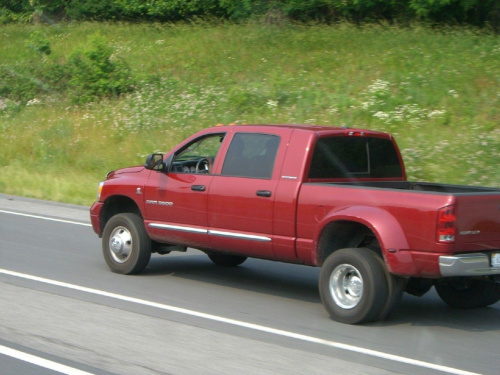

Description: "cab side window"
222 133 280 179
172 133 225 174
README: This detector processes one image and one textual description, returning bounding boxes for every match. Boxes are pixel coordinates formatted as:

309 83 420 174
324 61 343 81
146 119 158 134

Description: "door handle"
191 185 206 191
256 190 272 197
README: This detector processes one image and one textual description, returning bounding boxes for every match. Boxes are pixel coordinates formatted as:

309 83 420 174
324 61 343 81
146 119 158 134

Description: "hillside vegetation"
2 0 498 28
0 22 499 205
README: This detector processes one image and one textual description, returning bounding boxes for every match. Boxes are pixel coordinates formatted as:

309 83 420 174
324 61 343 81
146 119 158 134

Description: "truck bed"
299 180 500 259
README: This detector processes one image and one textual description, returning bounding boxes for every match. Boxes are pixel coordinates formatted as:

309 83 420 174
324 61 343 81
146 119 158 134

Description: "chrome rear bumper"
439 253 500 277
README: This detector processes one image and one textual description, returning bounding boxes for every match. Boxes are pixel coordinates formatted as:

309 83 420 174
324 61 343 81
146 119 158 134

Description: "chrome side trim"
208 230 271 242
148 223 207 234
148 223 271 242
439 253 500 277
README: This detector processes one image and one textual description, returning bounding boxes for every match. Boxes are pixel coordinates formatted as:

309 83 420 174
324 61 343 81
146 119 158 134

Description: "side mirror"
144 153 164 170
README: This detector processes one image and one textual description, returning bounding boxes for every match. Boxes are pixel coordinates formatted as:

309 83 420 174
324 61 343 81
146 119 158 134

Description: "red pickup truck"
90 124 500 324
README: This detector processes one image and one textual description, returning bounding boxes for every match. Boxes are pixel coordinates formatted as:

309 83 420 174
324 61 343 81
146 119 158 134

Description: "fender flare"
315 206 411 273
100 194 144 230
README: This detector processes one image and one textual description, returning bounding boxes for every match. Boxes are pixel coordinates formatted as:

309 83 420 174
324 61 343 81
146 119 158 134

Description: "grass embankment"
0 22 499 205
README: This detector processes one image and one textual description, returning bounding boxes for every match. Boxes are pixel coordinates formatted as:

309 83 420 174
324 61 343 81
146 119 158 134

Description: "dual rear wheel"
435 277 500 309
319 248 405 324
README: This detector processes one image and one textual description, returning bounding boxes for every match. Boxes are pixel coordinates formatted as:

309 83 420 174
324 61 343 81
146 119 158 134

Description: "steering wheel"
195 158 210 173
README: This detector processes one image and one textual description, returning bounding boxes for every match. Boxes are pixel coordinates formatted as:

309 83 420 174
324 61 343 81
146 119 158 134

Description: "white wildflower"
428 109 446 118
266 99 278 109
26 98 41 106
367 79 390 94
373 111 389 120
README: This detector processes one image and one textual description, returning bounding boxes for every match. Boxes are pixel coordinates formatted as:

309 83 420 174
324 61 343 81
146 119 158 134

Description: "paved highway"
0 194 498 375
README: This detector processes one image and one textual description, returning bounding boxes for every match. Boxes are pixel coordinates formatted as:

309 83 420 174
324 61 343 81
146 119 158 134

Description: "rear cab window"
308 135 403 180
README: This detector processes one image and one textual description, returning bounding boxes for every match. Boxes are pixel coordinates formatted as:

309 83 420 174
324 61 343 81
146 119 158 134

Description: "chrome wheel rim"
329 264 363 309
109 226 132 264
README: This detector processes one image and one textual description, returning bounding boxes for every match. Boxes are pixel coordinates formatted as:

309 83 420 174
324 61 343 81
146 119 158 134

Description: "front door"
144 133 225 250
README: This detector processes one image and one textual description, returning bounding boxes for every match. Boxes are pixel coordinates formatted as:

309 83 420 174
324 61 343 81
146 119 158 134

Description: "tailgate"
455 193 500 246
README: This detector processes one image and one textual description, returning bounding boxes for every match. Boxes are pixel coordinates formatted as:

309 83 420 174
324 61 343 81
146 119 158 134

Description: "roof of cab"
211 123 389 137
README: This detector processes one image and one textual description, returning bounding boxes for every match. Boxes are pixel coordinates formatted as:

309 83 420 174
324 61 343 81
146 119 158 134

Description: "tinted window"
222 133 280 178
308 136 402 179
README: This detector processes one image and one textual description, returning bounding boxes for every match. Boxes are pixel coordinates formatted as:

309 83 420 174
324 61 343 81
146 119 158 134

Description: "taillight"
437 205 456 243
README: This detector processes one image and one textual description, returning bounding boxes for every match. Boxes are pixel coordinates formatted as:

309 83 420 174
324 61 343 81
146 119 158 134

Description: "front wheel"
102 213 152 275
319 248 388 324
435 277 500 309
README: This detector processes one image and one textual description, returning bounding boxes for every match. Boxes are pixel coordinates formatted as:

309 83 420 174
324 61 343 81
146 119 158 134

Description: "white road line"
0 268 481 375
0 344 94 375
0 210 91 227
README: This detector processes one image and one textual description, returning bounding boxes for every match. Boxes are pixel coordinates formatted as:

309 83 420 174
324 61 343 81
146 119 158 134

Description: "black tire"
374 256 406 321
208 253 247 267
435 277 500 309
102 213 152 275
319 248 389 324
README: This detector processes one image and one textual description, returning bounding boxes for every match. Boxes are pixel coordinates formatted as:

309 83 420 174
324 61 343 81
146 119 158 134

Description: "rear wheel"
319 248 388 324
102 213 152 274
208 253 247 267
435 277 500 309
374 256 406 320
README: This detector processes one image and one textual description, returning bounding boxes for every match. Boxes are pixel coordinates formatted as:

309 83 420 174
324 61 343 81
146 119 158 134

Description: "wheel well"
100 196 142 233
317 220 380 265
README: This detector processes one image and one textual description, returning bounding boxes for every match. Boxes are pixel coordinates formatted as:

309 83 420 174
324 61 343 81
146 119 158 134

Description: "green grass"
1 22 499 205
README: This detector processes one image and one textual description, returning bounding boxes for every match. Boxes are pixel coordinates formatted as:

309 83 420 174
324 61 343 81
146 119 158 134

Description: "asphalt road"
0 194 499 375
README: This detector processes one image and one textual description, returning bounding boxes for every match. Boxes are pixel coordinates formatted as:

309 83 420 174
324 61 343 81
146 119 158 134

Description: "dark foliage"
0 0 498 28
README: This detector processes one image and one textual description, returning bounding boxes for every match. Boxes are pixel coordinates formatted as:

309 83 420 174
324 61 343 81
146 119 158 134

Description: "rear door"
207 131 282 259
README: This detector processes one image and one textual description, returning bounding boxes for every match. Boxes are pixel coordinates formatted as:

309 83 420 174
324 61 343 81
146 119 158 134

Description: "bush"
0 31 135 105
65 0 123 21
115 0 226 21
0 0 32 24
409 0 499 26
0 61 68 103
25 30 51 55
1 0 499 27
228 88 267 113
0 7 22 24
66 34 134 104
0 31 69 103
